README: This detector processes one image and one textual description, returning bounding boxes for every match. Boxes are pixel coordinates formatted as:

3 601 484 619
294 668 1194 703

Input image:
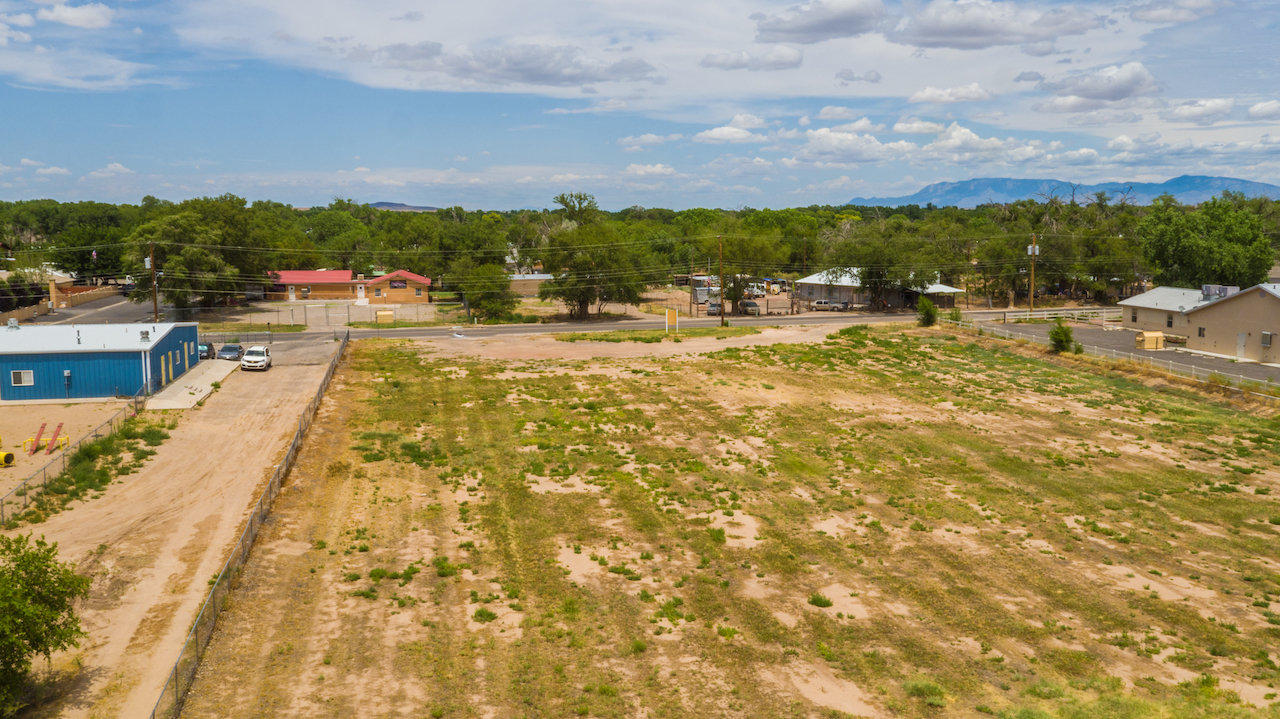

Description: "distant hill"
369 201 440 212
848 175 1280 208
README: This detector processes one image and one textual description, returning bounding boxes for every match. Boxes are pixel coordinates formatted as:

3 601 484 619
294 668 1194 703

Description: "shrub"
808 593 834 608
1048 318 1074 353
947 307 962 322
472 608 498 623
917 296 938 327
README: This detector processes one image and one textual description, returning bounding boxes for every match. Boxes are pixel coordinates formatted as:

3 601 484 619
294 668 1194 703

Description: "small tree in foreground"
1048 318 1074 353
0 534 90 713
916 296 937 327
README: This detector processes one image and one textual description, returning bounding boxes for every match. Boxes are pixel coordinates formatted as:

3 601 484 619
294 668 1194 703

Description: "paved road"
27 294 166 325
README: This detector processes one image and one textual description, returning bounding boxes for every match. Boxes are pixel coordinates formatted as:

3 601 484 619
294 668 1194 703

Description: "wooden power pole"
1027 234 1039 313
149 242 159 322
717 235 726 327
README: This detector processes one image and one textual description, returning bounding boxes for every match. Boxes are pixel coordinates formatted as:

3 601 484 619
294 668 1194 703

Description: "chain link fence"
0 389 146 527
147 330 350 719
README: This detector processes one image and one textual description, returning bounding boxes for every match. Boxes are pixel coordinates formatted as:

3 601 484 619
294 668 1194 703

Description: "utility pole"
1027 234 1039 313
717 235 726 327
149 242 159 322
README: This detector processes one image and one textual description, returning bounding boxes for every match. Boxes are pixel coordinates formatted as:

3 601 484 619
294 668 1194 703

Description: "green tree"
1139 194 1272 288
0 534 90 714
916 296 937 326
1048 319 1074 353
123 213 238 310
454 262 518 321
552 192 600 226
538 222 653 320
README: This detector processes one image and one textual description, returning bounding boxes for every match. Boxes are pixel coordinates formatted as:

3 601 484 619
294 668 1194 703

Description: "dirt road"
15 356 331 718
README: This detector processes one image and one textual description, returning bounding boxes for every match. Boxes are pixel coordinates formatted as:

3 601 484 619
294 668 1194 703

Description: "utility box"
1136 331 1165 350
375 310 395 324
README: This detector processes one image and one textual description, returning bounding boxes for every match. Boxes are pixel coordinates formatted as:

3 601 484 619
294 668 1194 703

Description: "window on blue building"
11 370 33 386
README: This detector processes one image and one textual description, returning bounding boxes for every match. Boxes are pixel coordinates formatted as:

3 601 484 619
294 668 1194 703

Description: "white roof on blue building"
0 322 195 355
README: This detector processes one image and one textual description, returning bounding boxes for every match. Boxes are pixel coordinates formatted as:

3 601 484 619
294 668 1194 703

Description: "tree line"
1 190 1276 319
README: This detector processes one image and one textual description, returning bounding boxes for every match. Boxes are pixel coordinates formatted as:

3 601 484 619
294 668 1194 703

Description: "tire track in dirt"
12 362 329 718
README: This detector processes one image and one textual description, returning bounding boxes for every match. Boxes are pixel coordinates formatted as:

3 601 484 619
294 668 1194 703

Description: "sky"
0 0 1278 209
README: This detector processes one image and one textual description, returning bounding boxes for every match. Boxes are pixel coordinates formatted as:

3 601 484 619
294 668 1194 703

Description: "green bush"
947 307 962 322
0 534 90 712
917 296 938 327
1048 318 1073 353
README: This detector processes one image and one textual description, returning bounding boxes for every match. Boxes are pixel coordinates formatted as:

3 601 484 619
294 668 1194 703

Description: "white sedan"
240 345 272 371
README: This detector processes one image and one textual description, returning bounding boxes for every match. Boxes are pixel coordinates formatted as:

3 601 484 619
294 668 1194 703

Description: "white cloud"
700 46 802 71
1247 100 1280 120
0 21 31 45
625 162 676 176
1130 0 1217 24
818 105 873 121
891 0 1102 50
36 3 113 29
892 118 945 134
920 123 1055 164
86 162 133 178
1165 98 1234 124
794 127 914 164
835 68 881 84
909 82 993 103
832 117 883 132
1039 62 1158 102
2 12 35 28
1014 71 1043 82
618 133 682 151
19 158 42 166
753 0 886 43
728 113 768 129
693 126 765 143
36 165 70 175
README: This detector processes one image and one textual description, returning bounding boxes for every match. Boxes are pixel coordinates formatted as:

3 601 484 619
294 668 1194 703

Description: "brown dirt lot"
179 327 1280 718
10 358 332 719
0 402 127 495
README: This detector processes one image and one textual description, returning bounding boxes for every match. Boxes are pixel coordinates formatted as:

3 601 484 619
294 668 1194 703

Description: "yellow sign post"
665 308 678 334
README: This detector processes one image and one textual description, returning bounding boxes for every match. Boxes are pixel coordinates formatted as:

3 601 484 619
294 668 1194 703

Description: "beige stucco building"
1183 284 1280 363
1118 286 1216 334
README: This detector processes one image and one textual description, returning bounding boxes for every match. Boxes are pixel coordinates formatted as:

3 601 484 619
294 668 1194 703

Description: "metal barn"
0 322 200 401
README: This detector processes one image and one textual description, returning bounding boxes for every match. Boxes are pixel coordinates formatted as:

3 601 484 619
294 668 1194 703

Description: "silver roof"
0 322 195 355
1117 286 1213 313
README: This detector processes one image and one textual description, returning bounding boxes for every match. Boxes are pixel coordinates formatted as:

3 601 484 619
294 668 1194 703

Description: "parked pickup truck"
810 299 842 311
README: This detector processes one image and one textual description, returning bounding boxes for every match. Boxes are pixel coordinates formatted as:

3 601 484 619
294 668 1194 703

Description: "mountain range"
369 201 440 212
847 175 1280 208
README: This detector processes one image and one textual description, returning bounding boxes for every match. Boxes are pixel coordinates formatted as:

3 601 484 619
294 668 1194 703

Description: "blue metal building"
0 322 200 401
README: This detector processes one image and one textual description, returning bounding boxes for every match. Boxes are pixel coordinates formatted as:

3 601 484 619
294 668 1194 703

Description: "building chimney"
357 273 365 281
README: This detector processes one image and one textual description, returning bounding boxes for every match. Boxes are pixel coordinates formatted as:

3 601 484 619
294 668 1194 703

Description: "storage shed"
0 322 199 401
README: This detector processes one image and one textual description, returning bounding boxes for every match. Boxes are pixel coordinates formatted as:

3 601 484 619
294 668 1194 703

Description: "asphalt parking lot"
982 321 1280 384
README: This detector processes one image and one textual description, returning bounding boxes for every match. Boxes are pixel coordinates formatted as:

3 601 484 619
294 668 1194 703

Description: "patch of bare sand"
762 660 884 718
421 323 839 362
526 473 602 494
699 510 762 548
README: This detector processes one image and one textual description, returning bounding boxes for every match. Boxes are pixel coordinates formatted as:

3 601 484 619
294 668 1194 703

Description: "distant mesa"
368 201 441 212
847 175 1280 208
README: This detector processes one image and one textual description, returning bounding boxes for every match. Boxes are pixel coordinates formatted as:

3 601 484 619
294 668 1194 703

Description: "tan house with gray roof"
1183 284 1280 363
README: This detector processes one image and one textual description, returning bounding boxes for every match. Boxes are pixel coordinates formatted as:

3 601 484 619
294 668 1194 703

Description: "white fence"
993 307 1121 323
941 318 1279 399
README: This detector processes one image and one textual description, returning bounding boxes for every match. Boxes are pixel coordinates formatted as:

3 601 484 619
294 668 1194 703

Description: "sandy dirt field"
177 327 1280 717
12 351 334 718
426 322 844 362
0 402 128 496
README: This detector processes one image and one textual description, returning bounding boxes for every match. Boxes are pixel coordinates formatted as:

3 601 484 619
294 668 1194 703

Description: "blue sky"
1 0 1278 209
